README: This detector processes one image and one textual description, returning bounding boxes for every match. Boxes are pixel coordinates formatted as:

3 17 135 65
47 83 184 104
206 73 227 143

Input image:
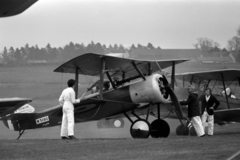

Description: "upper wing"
175 68 240 82
0 0 38 17
0 98 32 118
54 53 189 79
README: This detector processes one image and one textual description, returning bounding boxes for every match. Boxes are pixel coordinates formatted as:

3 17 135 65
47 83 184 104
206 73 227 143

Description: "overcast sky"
1 0 240 50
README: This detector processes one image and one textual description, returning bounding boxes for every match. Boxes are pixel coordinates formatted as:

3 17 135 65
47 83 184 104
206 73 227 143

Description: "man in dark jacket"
180 84 205 137
199 88 220 136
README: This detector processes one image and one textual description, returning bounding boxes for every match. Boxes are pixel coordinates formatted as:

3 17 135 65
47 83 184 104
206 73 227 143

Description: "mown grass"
0 133 240 160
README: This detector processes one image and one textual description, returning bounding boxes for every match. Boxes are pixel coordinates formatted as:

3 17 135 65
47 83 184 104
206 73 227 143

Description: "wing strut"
74 67 79 98
106 71 116 89
171 61 175 90
131 61 146 81
148 62 152 75
99 57 105 99
220 73 230 109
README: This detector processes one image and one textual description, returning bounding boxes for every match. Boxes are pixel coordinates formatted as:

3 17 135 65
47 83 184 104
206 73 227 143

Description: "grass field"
1 124 240 160
1 64 240 159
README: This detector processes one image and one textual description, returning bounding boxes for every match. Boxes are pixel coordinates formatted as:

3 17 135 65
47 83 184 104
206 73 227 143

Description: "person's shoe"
61 136 69 140
69 136 78 140
199 134 205 137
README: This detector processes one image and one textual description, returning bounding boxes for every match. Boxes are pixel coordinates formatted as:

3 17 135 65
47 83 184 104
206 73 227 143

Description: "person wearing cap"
180 84 205 137
59 79 80 140
199 88 220 136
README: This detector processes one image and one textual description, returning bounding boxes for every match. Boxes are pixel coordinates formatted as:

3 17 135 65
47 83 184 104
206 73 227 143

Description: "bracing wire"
78 104 102 120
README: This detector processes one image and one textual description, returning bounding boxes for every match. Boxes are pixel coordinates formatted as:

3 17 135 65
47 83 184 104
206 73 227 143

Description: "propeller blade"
161 74 169 86
165 86 184 119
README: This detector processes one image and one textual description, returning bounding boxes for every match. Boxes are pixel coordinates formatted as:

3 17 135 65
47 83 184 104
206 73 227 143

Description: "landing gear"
150 119 170 138
130 120 151 138
127 103 172 139
189 126 197 136
176 124 189 136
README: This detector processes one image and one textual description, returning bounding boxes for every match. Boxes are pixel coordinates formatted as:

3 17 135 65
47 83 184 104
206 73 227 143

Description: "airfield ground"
1 124 240 160
0 64 240 159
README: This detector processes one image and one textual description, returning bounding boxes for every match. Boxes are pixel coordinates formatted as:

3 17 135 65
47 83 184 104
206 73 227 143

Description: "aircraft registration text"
36 116 49 124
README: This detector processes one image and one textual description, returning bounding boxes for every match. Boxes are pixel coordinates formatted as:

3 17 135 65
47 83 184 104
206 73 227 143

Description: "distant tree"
113 44 119 52
56 47 64 62
118 44 126 53
227 26 240 51
8 47 15 64
227 36 240 51
62 42 77 61
20 47 28 63
95 42 105 54
147 43 155 49
27 46 36 60
13 48 22 64
194 37 220 53
107 44 113 53
193 43 199 49
130 44 136 50
237 26 240 36
24 43 30 55
137 43 144 48
2 47 9 64
75 43 85 56
45 44 59 60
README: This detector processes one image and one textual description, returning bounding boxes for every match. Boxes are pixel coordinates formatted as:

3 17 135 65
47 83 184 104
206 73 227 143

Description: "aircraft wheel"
150 119 170 138
176 124 189 136
130 119 151 138
189 126 197 136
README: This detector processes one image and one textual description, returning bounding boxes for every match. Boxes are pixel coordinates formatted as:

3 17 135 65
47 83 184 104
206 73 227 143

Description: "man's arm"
70 90 80 104
213 96 220 110
180 95 192 105
59 91 64 106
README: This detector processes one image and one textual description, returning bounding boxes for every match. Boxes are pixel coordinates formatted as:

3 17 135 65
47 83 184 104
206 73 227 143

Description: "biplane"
0 0 38 17
0 53 190 139
175 69 240 128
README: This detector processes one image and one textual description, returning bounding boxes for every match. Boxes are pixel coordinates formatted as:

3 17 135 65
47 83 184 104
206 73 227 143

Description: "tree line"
2 24 240 66
0 42 158 65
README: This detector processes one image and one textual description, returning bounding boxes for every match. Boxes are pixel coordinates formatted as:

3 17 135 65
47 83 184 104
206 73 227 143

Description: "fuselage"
4 74 171 131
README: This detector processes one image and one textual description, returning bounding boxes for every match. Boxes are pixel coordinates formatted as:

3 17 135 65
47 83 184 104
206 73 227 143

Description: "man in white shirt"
59 79 80 140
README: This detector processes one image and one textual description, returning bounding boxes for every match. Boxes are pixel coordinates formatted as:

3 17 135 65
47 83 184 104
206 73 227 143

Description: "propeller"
161 75 185 120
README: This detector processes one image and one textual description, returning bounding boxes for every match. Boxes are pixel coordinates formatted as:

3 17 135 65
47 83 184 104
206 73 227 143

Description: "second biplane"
175 69 240 127
0 53 190 139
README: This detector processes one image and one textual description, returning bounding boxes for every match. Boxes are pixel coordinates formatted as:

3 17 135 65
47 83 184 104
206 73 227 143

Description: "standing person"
180 84 205 137
59 79 80 140
199 88 220 136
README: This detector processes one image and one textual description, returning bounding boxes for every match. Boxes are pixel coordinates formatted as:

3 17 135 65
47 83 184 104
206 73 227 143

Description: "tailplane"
1 103 35 131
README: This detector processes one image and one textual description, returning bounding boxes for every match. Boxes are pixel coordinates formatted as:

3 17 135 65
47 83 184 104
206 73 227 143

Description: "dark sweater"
180 93 201 118
199 95 220 115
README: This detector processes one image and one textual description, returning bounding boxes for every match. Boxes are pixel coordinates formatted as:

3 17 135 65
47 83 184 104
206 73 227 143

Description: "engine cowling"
129 74 170 104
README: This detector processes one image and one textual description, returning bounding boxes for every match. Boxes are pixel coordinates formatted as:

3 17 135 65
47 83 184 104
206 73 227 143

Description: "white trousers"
201 111 214 135
191 116 205 137
60 102 74 137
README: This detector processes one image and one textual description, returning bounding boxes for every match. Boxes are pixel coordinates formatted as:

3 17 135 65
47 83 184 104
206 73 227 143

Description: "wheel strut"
17 129 25 140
